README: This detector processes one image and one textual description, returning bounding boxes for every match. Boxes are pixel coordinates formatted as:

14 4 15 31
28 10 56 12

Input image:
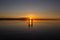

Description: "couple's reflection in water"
28 19 33 27
26 19 33 32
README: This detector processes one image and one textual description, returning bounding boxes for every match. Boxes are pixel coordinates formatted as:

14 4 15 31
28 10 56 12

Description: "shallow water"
0 20 60 40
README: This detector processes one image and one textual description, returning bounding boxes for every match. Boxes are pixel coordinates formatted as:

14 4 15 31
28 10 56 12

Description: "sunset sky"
0 0 60 18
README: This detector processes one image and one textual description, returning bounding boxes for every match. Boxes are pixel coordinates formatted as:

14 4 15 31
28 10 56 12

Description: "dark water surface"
0 20 60 40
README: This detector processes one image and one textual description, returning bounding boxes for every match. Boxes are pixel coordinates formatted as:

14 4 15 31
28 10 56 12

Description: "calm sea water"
0 20 60 40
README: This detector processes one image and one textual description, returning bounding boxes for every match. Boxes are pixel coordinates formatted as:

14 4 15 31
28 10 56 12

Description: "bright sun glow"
26 14 35 19
28 16 33 19
30 17 32 19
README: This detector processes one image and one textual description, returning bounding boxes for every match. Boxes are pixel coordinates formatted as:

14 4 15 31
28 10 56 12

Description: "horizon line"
0 18 60 20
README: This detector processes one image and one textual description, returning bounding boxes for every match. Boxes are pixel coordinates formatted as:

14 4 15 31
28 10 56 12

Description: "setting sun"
26 14 38 19
30 17 32 19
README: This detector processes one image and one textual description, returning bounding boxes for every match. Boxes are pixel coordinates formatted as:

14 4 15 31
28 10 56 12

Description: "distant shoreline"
0 18 60 20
